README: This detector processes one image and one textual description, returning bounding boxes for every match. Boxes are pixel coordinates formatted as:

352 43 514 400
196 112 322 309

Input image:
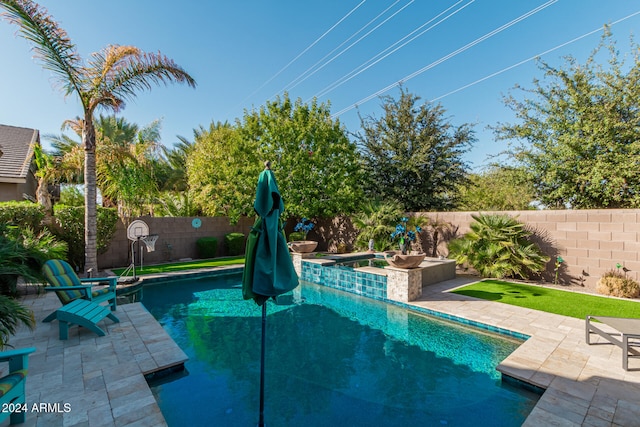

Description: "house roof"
0 124 39 183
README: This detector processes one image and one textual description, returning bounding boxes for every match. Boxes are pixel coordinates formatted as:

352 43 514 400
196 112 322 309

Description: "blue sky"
1 1 639 170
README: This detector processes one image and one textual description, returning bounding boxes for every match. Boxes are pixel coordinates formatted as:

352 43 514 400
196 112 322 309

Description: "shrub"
196 237 218 259
448 213 550 280
224 233 245 256
596 270 640 298
51 205 118 270
0 201 45 231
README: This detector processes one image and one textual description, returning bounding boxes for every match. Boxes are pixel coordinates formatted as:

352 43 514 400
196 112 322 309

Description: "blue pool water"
142 273 540 427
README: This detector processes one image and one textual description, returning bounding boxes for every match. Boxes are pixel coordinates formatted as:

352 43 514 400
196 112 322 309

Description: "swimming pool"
143 272 540 426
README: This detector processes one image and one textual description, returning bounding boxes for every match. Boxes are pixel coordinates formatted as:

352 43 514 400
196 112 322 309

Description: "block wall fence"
99 216 255 270
99 209 640 292
420 209 640 292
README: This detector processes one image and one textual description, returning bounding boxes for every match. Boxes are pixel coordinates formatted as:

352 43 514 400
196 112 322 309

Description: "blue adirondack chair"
41 259 118 323
0 347 36 425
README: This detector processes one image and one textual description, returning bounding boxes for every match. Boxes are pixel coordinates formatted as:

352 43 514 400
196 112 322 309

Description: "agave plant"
448 213 550 279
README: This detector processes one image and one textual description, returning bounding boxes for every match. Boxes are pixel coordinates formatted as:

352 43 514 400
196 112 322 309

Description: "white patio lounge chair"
586 315 640 371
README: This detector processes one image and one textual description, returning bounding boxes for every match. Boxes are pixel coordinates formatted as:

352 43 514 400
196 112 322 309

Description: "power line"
278 0 414 95
314 0 473 101
429 10 640 102
237 0 367 109
331 0 558 118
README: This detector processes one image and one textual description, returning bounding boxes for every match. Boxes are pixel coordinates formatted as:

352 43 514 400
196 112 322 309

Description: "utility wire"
331 0 558 118
429 10 640 102
279 0 414 95
237 0 367 109
313 0 473 101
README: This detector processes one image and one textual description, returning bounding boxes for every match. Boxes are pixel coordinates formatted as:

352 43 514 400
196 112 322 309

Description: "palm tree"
351 201 404 251
448 213 550 279
159 135 196 192
48 115 165 217
0 0 196 273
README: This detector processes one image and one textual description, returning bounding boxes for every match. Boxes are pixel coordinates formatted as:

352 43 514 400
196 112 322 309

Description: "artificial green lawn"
110 255 245 276
452 280 640 320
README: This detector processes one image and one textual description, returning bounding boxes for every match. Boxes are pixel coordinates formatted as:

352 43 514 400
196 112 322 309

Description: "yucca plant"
448 213 550 279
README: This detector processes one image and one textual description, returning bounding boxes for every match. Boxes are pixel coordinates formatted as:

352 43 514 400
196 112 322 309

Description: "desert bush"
196 237 218 259
0 224 67 296
351 201 404 251
596 270 640 298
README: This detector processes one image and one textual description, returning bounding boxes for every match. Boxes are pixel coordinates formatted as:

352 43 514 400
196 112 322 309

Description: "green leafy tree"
458 166 535 211
494 30 640 209
1 0 196 273
188 122 259 223
188 94 364 222
59 185 84 206
241 94 364 219
52 205 118 270
448 213 550 280
356 87 475 211
49 115 163 216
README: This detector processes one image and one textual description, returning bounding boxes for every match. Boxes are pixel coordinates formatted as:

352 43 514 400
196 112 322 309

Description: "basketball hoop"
127 220 150 241
121 220 158 281
141 234 158 253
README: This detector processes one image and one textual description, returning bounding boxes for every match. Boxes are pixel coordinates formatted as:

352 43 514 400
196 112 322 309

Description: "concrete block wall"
98 216 255 269
425 209 640 292
98 209 640 292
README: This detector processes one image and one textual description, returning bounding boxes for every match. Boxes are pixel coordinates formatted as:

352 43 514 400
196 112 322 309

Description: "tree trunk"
83 118 98 275
36 177 52 215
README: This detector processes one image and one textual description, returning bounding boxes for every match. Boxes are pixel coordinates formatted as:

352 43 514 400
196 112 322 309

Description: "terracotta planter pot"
287 240 318 253
384 252 426 269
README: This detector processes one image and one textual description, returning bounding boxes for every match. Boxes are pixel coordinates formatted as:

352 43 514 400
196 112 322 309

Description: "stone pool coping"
18 263 639 426
416 276 640 426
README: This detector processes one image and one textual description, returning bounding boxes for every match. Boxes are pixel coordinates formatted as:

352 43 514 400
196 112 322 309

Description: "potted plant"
385 217 426 268
288 218 318 253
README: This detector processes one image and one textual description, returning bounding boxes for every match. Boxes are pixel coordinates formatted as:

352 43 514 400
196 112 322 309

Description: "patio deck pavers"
4 274 640 426
2 291 187 427
416 277 640 427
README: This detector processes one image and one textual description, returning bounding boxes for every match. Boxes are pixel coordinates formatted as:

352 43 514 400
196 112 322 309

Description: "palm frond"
92 45 196 111
0 0 83 96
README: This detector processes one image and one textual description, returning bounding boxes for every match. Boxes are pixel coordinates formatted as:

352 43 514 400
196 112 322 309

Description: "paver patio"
2 290 187 427
417 277 640 427
3 274 640 426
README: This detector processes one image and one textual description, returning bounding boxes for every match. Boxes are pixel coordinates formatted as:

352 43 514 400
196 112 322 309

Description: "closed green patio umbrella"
242 161 299 426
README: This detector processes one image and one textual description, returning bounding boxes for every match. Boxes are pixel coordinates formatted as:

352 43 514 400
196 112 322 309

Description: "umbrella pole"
258 302 267 427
